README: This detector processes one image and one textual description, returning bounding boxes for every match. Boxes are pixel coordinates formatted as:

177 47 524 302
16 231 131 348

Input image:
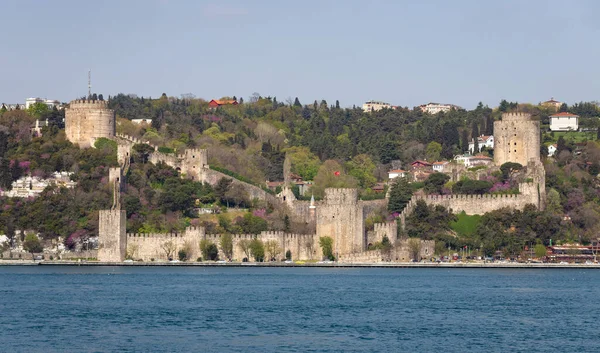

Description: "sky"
2 0 599 109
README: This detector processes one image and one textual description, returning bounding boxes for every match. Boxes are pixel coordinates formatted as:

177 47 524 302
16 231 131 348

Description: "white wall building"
388 169 407 179
468 135 494 153
548 144 557 157
432 161 449 172
363 100 392 112
549 112 579 131
419 102 462 114
0 172 76 198
25 97 62 110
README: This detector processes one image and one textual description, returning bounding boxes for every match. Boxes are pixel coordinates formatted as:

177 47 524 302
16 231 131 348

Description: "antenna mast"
88 70 91 98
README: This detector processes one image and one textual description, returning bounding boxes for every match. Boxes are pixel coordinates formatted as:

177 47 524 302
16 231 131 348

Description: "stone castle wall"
65 100 115 148
123 230 318 262
494 113 540 166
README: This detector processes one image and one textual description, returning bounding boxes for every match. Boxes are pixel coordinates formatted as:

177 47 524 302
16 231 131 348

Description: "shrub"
158 146 175 154
178 249 187 261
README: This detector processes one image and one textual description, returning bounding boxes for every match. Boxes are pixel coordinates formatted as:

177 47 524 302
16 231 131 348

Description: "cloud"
202 3 248 17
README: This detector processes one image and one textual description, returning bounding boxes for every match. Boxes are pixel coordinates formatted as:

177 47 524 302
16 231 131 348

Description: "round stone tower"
65 99 115 148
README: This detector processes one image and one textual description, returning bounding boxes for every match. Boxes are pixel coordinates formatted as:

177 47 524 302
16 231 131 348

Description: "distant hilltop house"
1 103 26 110
468 135 494 153
548 144 557 157
131 118 153 125
549 112 579 131
208 99 238 108
26 97 62 110
388 169 407 180
419 102 462 114
541 97 562 110
362 100 393 112
453 153 493 168
432 161 450 172
0 172 76 198
2 98 62 112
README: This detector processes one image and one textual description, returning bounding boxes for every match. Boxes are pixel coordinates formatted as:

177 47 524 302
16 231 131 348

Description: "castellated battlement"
500 112 532 121
423 193 522 201
324 188 358 205
68 100 110 109
127 233 182 238
115 133 159 150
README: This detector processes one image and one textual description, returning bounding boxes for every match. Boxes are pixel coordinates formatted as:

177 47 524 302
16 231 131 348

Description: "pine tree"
388 177 413 213
461 129 469 153
293 97 301 107
335 100 340 109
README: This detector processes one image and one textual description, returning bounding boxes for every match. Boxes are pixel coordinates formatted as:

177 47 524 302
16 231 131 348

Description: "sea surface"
0 266 599 352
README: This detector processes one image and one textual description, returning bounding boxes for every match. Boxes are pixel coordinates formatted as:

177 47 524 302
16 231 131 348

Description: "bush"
158 146 175 154
210 165 275 195
197 257 202 262
285 249 292 260
178 249 187 261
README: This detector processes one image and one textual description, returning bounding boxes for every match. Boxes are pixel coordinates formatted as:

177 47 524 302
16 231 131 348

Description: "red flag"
334 171 340 176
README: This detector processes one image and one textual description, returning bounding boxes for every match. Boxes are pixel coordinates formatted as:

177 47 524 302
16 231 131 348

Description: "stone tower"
494 112 540 166
316 189 364 257
65 99 115 148
97 209 126 262
182 149 208 181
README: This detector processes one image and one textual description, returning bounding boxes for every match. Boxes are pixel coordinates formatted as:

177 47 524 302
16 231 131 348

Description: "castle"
62 101 544 263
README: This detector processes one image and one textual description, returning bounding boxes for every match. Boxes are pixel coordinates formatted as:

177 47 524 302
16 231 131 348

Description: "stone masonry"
65 100 115 148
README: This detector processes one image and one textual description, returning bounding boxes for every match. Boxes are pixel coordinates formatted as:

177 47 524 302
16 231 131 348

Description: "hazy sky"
2 0 599 109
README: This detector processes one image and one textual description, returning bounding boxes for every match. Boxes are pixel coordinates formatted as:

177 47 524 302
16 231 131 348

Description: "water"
1 266 599 352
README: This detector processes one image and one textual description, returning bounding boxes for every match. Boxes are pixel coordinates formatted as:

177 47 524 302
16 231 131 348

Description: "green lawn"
543 131 597 144
450 212 481 237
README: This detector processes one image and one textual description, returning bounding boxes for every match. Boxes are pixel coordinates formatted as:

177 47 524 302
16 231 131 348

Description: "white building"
0 172 76 198
1 103 26 110
388 169 407 179
549 112 579 131
468 135 494 153
25 97 62 110
363 100 392 112
548 144 557 157
419 102 462 114
453 153 493 168
131 119 153 125
432 161 449 172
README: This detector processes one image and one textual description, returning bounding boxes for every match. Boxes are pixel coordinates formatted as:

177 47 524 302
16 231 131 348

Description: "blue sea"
0 266 599 352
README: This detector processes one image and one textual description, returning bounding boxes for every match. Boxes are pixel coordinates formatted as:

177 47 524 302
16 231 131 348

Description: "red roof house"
208 99 238 108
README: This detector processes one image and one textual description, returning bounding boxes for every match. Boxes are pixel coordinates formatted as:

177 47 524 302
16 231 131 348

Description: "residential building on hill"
25 97 61 109
419 102 462 114
469 135 494 153
362 100 392 112
549 112 579 131
1 103 26 110
432 161 450 172
388 169 407 179
208 99 238 108
548 144 557 157
453 153 493 168
541 97 562 110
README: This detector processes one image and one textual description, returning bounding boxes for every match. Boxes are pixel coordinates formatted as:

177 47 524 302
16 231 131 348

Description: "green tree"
293 97 301 107
319 236 334 260
424 172 450 194
27 102 50 118
425 141 442 162
23 234 43 260
534 243 547 259
346 154 376 188
311 160 358 197
238 239 252 260
388 177 413 213
285 249 292 260
132 143 154 164
199 239 218 261
249 238 265 262
220 233 233 260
